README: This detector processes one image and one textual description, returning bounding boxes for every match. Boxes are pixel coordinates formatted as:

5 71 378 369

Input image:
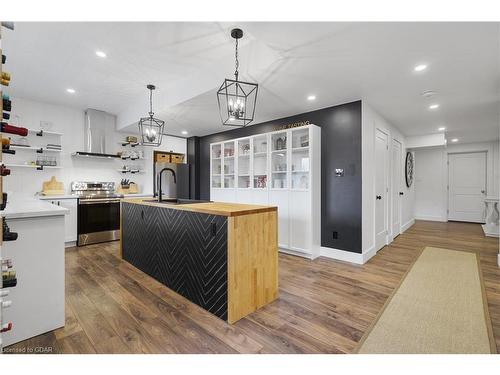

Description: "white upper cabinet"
210 124 321 258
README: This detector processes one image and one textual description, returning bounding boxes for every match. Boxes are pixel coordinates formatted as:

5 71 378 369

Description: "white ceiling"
3 22 499 143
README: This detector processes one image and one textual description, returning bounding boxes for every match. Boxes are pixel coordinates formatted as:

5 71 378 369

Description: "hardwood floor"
4 220 500 354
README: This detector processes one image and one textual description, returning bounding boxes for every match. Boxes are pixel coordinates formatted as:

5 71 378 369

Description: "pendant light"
138 84 165 146
217 28 258 127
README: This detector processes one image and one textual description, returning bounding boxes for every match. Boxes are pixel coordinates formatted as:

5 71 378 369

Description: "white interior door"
391 139 402 238
375 128 389 251
448 152 487 223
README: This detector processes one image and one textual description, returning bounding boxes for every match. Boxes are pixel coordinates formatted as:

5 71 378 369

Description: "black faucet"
158 167 177 202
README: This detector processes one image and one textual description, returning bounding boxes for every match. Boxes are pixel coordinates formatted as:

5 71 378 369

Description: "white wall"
362 102 415 259
4 97 187 198
413 141 500 222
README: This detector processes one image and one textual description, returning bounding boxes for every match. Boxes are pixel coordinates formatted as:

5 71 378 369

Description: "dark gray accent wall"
197 100 362 253
186 136 201 199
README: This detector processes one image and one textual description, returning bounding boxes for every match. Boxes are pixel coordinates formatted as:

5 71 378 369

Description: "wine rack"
0 21 15 353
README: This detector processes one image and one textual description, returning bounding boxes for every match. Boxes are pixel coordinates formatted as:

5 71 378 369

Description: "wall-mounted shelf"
117 169 143 174
1 128 63 137
4 163 62 170
118 141 142 147
10 146 62 153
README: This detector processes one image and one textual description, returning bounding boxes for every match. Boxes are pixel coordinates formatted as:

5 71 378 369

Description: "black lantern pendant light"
138 84 165 146
217 28 258 127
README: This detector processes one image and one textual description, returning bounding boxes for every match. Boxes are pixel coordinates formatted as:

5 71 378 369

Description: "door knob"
376 195 382 200
481 190 486 194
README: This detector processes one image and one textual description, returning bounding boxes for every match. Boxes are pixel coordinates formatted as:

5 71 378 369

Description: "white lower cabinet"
49 199 77 243
269 190 290 249
289 191 311 253
210 124 321 259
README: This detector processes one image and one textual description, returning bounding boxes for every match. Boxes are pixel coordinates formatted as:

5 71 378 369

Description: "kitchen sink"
142 198 211 205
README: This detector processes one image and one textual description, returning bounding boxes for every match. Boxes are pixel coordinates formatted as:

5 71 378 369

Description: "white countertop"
38 193 152 200
1 198 69 219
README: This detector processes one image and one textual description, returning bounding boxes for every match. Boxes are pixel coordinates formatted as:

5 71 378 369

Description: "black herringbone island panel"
122 202 228 320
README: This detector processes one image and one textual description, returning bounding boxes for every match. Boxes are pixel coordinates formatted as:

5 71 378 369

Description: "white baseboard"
401 218 415 233
414 215 447 222
362 245 377 263
64 241 77 248
320 246 364 264
279 247 315 260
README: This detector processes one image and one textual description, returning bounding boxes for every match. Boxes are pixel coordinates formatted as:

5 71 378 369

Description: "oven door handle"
79 199 121 205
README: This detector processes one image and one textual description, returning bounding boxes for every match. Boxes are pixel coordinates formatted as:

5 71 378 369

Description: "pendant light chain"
234 37 239 82
149 87 154 117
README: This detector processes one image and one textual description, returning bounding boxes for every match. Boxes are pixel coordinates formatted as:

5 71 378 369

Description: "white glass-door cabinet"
210 124 321 258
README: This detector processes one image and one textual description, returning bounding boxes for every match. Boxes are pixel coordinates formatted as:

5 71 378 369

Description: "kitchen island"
120 198 278 323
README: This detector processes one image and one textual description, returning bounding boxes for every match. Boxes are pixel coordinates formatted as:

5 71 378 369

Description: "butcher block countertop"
122 198 277 217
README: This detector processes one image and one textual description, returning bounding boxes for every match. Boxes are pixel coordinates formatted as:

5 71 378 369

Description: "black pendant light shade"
138 84 165 147
217 28 258 127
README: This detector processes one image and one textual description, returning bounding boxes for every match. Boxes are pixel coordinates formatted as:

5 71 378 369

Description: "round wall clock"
405 152 414 187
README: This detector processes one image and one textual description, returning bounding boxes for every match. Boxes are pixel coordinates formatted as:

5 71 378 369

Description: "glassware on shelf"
271 132 288 151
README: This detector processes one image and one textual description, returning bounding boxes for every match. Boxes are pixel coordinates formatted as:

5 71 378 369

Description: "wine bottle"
0 322 13 333
0 164 11 176
1 300 12 308
2 98 12 112
1 72 11 81
1 78 9 86
2 219 18 241
0 192 8 210
2 112 10 120
2 54 6 64
1 122 28 136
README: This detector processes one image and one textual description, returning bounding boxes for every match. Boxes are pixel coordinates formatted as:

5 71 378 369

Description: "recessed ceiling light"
429 104 440 110
438 127 446 131
451 138 458 143
307 95 316 101
66 88 76 94
414 64 428 72
181 130 188 135
95 51 107 58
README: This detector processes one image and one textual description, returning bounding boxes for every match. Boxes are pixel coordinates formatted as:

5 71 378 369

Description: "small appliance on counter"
72 181 123 246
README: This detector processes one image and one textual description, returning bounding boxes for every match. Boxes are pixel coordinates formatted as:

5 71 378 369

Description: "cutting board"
41 176 65 195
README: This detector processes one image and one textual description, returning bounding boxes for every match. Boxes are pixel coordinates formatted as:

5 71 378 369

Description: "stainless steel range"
71 181 123 246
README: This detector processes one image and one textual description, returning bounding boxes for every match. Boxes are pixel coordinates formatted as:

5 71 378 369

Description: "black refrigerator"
153 162 191 200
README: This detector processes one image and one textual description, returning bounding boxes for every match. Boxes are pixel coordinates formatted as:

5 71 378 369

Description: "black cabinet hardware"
376 195 382 200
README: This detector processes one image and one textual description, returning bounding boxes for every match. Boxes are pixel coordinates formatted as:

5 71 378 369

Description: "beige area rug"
356 247 497 354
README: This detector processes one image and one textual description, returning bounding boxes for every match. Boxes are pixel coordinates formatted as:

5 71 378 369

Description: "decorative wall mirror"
405 151 414 187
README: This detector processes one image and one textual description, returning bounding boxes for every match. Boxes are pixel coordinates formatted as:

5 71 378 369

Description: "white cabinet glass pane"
212 176 221 188
253 134 268 189
212 144 222 159
237 138 251 188
271 132 287 151
292 127 309 148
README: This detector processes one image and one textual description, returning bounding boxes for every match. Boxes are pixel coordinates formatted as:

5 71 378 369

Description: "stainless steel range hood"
73 109 119 158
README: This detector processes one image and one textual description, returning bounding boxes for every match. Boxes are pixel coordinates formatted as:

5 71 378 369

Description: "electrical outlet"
332 231 338 239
